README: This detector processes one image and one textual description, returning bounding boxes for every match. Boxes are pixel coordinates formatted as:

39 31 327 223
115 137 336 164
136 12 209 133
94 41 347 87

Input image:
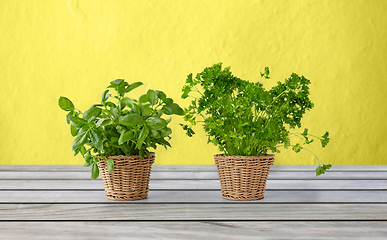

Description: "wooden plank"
1 221 383 240
1 165 387 172
0 204 386 221
1 171 386 180
0 190 386 203
1 179 387 190
0 222 386 240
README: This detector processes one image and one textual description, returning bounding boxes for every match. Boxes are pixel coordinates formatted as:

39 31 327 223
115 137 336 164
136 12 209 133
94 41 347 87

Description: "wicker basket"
214 154 274 201
97 153 155 201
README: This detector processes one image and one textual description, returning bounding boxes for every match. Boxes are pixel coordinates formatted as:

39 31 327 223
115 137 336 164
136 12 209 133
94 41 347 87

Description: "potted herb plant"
180 63 331 201
59 79 185 201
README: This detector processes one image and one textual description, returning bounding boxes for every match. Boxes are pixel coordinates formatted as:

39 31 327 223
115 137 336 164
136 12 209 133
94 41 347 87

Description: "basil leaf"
101 90 110 103
164 98 173 104
140 104 153 116
121 143 131 155
105 102 117 109
91 163 99 180
70 124 79 137
121 97 135 107
96 118 112 128
117 81 129 96
118 130 134 145
119 113 144 126
68 115 87 128
83 152 92 167
80 146 87 157
89 129 103 151
108 79 124 88
58 96 74 111
126 82 143 93
160 127 172 137
66 113 71 124
151 130 161 138
83 107 102 120
155 90 167 102
145 117 167 130
161 103 185 115
147 90 158 105
139 94 148 103
107 159 114 172
137 126 149 146
72 129 88 151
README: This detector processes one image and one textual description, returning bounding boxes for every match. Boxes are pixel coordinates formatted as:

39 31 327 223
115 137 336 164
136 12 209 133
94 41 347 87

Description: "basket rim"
98 153 155 160
214 154 275 159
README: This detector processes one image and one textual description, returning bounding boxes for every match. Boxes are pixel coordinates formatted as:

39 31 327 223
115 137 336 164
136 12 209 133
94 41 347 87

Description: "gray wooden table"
0 165 386 239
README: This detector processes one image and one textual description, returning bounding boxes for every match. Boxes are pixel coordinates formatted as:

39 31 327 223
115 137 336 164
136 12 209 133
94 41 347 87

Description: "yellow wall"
1 0 387 165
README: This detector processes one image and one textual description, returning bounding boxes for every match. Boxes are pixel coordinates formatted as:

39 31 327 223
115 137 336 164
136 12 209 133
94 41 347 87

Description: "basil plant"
59 79 184 179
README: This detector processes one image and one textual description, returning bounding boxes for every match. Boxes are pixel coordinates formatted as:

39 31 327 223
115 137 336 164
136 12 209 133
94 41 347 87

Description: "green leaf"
131 103 141 114
145 117 167 130
107 158 114 172
119 113 144 126
161 103 185 115
105 102 117 109
96 118 112 128
83 152 92 167
181 85 191 99
147 90 158 105
284 139 291 149
151 130 161 138
70 124 79 137
72 129 88 151
155 90 167 102
160 127 172 137
80 146 87 156
121 143 131 155
157 138 172 149
66 113 71 124
118 130 134 145
140 104 153 116
68 115 87 128
117 81 129 96
83 107 102 120
58 96 74 111
260 67 270 79
137 126 149 146
89 129 103 151
126 82 143 93
315 164 332 176
91 163 99 180
321 132 330 148
186 73 193 85
164 98 173 104
180 124 195 137
292 143 303 153
116 125 127 134
139 94 148 103
108 79 124 88
101 90 111 103
121 97 135 107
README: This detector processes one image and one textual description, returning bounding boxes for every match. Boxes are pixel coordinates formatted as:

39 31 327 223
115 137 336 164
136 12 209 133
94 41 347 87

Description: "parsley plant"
181 63 331 176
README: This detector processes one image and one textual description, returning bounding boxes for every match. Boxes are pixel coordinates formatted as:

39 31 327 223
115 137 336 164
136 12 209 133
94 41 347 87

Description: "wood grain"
1 171 386 180
1 165 386 239
1 179 386 190
0 204 386 221
1 190 386 203
0 222 386 240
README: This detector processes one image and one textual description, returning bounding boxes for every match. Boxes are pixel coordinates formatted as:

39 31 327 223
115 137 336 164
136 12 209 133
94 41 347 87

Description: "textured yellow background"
1 0 387 165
